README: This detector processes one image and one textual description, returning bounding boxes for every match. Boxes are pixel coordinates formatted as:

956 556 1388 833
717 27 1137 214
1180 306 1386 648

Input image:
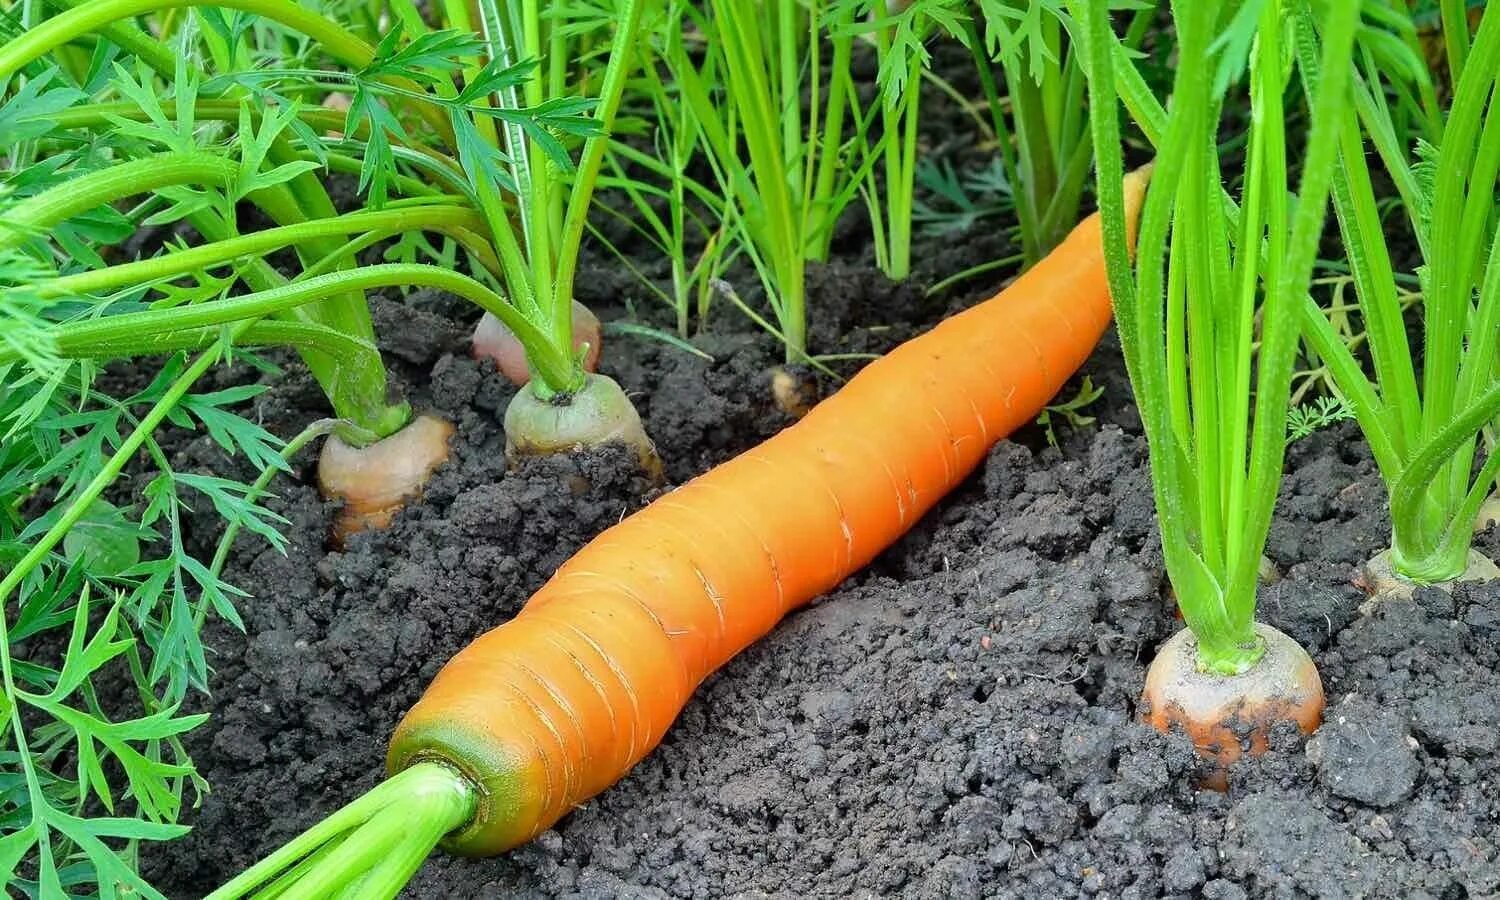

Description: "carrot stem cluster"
1074 0 1360 674
206 762 476 900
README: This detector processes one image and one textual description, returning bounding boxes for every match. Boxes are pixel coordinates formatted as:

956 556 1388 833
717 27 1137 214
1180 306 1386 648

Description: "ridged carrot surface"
387 170 1149 856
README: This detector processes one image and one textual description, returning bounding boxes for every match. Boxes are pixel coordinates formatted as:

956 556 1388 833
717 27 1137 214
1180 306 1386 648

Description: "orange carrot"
387 168 1150 856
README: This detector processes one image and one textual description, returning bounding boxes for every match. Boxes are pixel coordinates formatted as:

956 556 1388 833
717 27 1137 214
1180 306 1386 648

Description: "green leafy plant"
1075 0 1360 787
911 156 1016 237
1037 375 1103 448
0 286 292 895
961 0 1155 270
670 0 871 380
1297 2 1500 583
593 0 732 338
1287 394 1356 442
836 0 963 280
0 0 648 890
1076 0 1357 674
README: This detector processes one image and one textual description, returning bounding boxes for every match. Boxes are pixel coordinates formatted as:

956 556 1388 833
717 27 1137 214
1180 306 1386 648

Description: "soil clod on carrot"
473 301 602 387
318 413 456 545
1141 622 1324 790
503 373 660 476
769 365 819 419
1355 548 1500 605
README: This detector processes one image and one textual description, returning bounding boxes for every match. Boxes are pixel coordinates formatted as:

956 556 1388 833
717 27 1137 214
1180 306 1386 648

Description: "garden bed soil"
143 253 1500 899
141 43 1500 900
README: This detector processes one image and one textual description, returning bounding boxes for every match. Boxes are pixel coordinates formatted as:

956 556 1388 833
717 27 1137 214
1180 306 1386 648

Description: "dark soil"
137 47 1500 900
145 262 1500 899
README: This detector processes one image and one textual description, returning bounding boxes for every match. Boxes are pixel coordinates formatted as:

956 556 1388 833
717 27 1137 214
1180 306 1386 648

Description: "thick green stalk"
23 206 486 300
0 153 412 438
35 263 570 386
1075 0 1359 674
1441 0 1472 82
549 0 644 348
961 7 1031 259
1006 55 1056 266
205 762 476 900
1421 15 1500 447
18 320 380 375
0 0 371 82
1391 381 1500 577
0 153 238 252
809 3 854 263
1234 0 1359 634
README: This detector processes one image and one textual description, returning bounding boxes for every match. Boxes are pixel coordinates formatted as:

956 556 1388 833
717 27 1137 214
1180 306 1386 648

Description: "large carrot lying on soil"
387 167 1150 856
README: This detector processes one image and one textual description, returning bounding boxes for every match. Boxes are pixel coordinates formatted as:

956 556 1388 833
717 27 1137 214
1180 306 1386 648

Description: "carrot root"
317 413 455 545
503 373 660 476
769 365 818 419
379 167 1153 856
1476 493 1500 532
473 301 601 387
1356 548 1500 605
1141 623 1323 790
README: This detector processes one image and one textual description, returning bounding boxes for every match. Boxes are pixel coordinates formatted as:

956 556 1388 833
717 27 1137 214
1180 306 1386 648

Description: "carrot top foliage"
1298 2 1500 583
1075 0 1361 674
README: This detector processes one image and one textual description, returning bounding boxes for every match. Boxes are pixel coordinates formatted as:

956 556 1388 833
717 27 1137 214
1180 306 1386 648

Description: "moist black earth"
141 255 1500 899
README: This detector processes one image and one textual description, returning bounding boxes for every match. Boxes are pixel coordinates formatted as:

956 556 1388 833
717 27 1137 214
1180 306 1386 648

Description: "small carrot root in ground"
473 300 602 386
317 413 455 544
388 167 1152 856
502 373 661 477
1356 548 1500 605
1141 623 1324 790
769 365 819 419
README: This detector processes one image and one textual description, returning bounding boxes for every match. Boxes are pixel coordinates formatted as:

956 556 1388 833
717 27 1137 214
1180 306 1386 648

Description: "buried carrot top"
1072 0 1359 776
206 168 1148 898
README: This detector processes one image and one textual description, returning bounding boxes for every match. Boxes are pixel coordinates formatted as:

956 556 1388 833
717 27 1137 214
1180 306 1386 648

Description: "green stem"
37 320 381 377
550 0 645 348
22 206 485 300
1390 381 1500 573
0 153 238 251
22 264 570 389
205 762 476 900
962 4 1032 265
